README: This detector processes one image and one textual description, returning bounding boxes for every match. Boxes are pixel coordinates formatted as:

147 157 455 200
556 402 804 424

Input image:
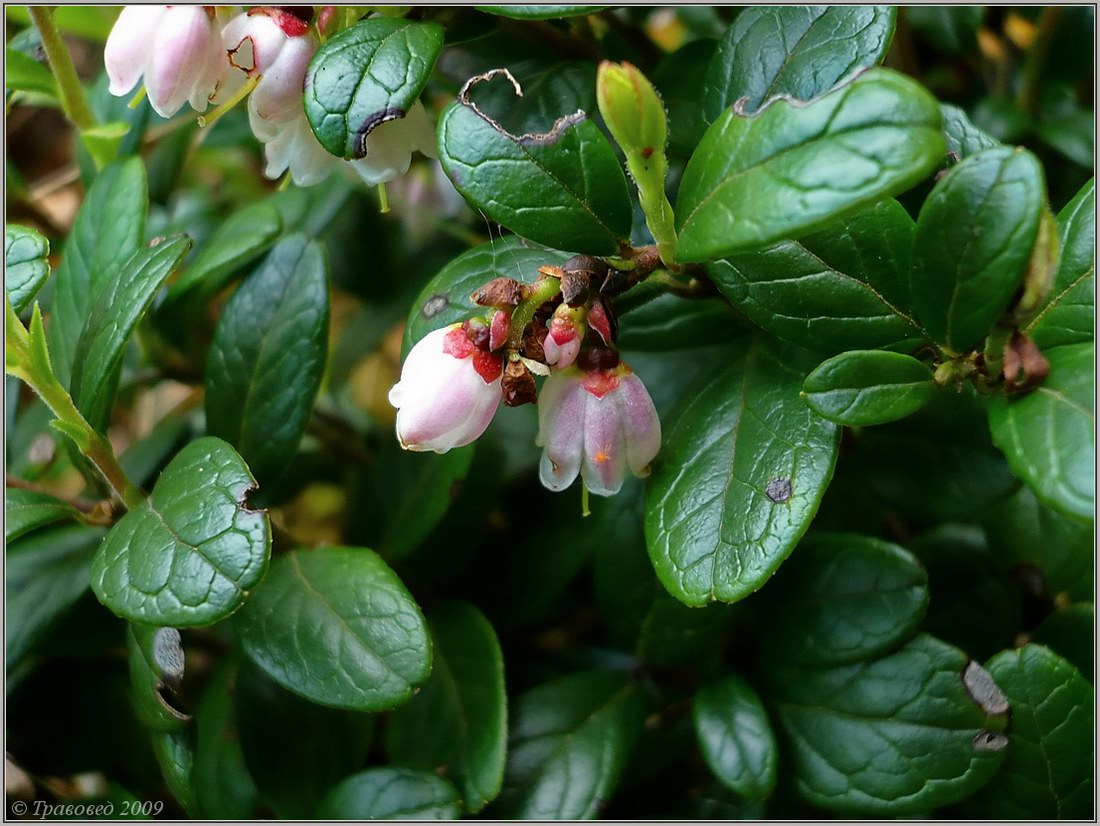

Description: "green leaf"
166 201 282 300
906 6 983 53
1037 109 1094 169
91 437 271 627
1031 604 1094 680
205 236 329 488
645 336 840 606
437 71 633 255
70 234 192 430
385 601 506 813
708 200 925 354
764 635 1010 814
6 524 103 670
1026 177 1093 350
5 224 50 314
47 157 147 388
474 5 605 19
980 645 1093 818
802 350 936 426
192 661 259 819
761 533 929 665
403 236 571 352
988 342 1094 521
233 546 431 711
702 6 896 121
316 769 462 820
677 69 945 262
7 6 119 40
127 623 190 732
497 670 644 819
5 487 79 542
150 729 197 816
653 40 717 156
910 146 1046 353
616 294 743 352
940 103 1001 159
4 47 58 102
304 18 443 159
463 60 596 138
693 675 778 800
235 661 374 818
635 596 731 666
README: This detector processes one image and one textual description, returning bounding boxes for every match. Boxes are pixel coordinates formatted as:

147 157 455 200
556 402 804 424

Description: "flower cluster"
389 256 662 497
104 6 435 186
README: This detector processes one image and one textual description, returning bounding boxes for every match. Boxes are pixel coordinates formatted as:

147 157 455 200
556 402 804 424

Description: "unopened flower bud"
536 363 661 496
543 306 584 369
596 61 667 160
388 324 503 453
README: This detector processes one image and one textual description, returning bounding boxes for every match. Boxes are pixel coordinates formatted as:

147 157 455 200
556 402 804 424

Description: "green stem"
507 276 562 350
28 6 97 132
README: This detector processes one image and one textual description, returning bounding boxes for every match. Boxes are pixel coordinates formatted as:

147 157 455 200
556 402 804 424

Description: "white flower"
105 5 226 118
536 363 661 496
348 101 438 187
260 111 340 186
388 324 504 453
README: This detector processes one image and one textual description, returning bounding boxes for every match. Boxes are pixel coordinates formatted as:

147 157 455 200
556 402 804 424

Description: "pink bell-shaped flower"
348 101 438 187
389 324 504 453
105 5 225 118
536 362 661 496
543 307 584 369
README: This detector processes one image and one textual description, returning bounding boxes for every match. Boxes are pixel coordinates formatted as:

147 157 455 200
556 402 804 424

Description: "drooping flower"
536 362 661 496
388 323 504 453
348 100 438 186
105 5 226 118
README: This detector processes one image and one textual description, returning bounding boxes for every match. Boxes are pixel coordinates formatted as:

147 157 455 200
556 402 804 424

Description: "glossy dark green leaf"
1038 110 1094 169
940 103 1001 159
652 40 716 156
150 729 197 816
763 533 929 665
6 524 103 669
5 224 50 314
403 236 571 353
988 342 1094 521
316 769 461 820
233 546 430 711
192 661 259 820
205 235 329 488
677 69 944 262
764 635 1010 814
702 6 896 121
5 488 80 542
235 662 374 818
693 675 777 799
438 72 632 255
166 201 282 300
386 602 506 813
127 623 190 732
474 5 605 19
802 350 936 426
645 337 840 606
5 47 58 102
984 486 1093 602
463 60 595 138
708 200 925 354
910 146 1046 353
497 670 645 819
1031 604 1094 680
70 234 191 430
1025 177 1093 350
980 645 1093 818
907 6 983 53
616 294 743 352
305 18 443 159
47 157 146 387
91 437 271 627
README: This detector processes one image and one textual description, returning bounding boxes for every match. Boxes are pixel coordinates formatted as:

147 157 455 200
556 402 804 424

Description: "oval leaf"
316 768 461 820
910 146 1046 353
980 645 1093 818
988 342 1094 520
91 437 271 627
5 488 79 543
693 675 778 800
385 601 507 813
5 224 50 314
70 234 192 431
645 336 840 606
764 634 1010 814
498 670 644 819
708 200 926 354
761 533 929 665
233 546 431 711
941 103 1000 159
205 235 329 488
1025 177 1094 350
802 350 936 426
305 18 443 159
676 68 945 262
438 70 632 255
702 6 896 121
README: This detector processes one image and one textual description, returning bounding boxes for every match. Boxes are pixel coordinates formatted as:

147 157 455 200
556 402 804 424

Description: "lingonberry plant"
5 4 1094 820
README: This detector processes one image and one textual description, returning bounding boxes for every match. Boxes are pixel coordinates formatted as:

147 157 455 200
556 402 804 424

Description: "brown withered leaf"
1003 331 1050 393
